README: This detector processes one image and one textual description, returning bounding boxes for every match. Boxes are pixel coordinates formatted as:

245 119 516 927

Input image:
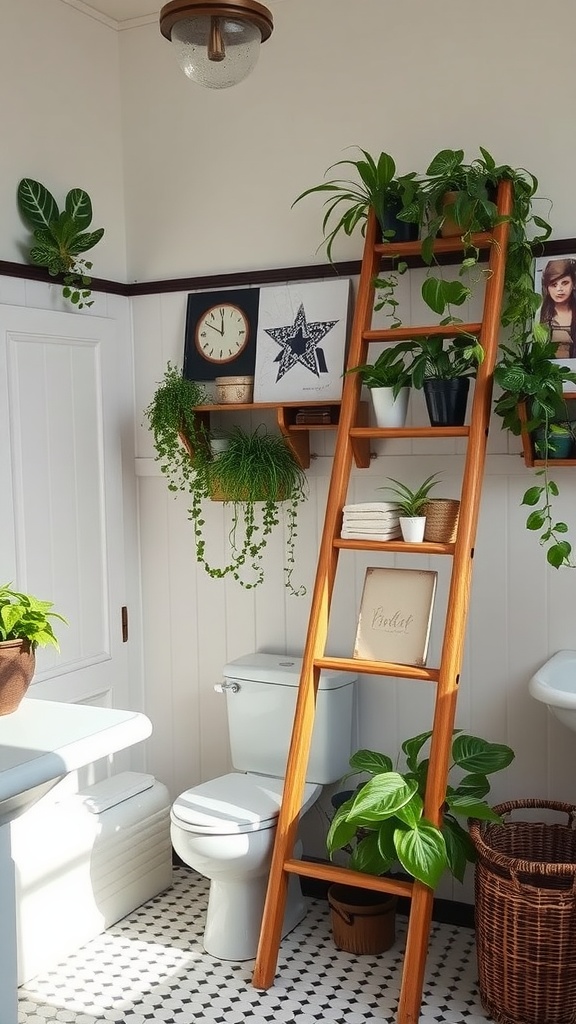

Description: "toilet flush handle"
214 681 240 694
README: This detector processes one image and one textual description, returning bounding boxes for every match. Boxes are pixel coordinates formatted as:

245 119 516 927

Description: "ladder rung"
335 538 455 555
363 322 482 343
315 656 439 682
349 425 470 439
284 858 415 898
374 232 493 259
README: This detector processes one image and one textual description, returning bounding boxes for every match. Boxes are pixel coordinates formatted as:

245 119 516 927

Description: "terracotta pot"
0 640 36 715
328 884 397 954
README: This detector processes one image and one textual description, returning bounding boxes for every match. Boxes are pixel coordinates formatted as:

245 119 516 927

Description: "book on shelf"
353 567 438 666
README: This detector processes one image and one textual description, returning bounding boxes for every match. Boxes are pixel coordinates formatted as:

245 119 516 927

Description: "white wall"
2 0 576 905
0 0 127 280
119 0 576 282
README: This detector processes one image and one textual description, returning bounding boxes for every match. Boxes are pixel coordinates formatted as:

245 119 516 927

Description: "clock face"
195 303 250 364
183 288 260 381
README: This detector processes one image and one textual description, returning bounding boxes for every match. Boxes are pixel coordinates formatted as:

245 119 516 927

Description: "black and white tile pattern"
18 867 492 1024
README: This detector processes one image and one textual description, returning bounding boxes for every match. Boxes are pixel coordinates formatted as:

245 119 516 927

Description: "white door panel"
0 306 128 711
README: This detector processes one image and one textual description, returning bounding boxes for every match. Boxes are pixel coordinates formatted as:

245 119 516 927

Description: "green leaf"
349 749 393 775
526 510 545 531
326 802 357 853
441 817 475 883
451 734 514 775
522 486 543 506
452 773 490 799
65 188 93 230
350 830 394 876
394 821 447 888
348 773 419 824
67 228 105 255
18 178 59 229
402 730 432 772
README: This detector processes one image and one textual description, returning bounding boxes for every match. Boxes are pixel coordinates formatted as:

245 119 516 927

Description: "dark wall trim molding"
2 235 576 300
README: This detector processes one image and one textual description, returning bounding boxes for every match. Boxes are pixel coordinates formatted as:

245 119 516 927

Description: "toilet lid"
171 773 319 835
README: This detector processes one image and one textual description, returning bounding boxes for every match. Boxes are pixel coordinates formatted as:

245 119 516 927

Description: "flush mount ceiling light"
159 1 274 90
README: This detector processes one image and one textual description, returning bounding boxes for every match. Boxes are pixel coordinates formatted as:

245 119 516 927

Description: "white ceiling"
74 1 159 24
68 0 283 25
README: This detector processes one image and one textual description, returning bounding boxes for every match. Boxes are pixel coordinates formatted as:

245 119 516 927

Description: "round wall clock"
195 302 250 364
184 288 260 381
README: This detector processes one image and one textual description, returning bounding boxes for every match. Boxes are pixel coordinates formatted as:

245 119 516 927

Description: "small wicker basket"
422 498 460 543
469 799 576 1024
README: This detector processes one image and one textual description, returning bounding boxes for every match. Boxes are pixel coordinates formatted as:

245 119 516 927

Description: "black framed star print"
252 279 351 402
183 287 260 381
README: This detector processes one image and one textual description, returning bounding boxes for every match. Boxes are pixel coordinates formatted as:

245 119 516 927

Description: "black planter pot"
379 199 419 243
423 377 470 426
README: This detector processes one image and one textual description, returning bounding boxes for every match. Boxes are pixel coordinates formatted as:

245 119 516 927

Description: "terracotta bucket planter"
328 884 397 954
0 640 36 714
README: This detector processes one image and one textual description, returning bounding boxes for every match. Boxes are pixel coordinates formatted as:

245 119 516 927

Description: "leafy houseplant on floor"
327 730 515 890
0 583 67 714
345 343 415 428
378 473 440 542
145 365 308 593
17 178 105 309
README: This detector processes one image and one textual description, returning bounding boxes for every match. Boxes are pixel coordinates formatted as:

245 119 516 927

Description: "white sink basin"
529 650 576 733
0 697 152 1024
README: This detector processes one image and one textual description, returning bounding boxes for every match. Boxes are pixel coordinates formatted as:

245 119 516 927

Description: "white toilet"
170 651 356 960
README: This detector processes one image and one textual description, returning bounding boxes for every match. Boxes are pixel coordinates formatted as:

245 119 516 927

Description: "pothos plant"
145 364 308 594
17 179 104 309
327 730 515 889
494 331 576 567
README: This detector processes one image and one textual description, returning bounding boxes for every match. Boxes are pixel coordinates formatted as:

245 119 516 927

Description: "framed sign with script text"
353 567 438 666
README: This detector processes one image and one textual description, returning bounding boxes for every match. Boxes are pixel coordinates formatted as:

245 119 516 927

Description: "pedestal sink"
528 650 576 733
0 697 152 1024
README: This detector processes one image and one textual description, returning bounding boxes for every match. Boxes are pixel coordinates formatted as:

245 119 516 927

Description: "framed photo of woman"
534 253 576 391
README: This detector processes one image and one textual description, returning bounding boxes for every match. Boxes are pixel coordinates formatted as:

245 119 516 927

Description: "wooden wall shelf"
191 400 370 469
518 394 576 467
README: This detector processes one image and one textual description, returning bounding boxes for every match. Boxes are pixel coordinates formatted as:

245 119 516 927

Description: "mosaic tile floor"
19 866 493 1024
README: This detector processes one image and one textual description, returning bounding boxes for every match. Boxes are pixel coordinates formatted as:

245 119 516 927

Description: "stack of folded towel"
341 502 402 541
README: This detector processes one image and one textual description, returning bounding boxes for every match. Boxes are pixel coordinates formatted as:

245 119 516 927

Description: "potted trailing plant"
494 332 576 567
327 730 515 890
378 473 440 542
145 366 309 593
0 583 67 715
17 178 105 309
292 148 419 261
345 342 415 428
409 334 484 426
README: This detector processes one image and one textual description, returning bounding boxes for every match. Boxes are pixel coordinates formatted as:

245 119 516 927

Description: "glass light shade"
171 16 261 89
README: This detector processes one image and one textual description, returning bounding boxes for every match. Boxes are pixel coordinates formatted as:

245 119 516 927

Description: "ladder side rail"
424 179 513 824
252 211 381 989
397 180 513 1024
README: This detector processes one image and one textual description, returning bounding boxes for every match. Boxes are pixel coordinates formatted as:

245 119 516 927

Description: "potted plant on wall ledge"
17 178 105 310
145 364 309 594
0 583 67 715
325 730 514 953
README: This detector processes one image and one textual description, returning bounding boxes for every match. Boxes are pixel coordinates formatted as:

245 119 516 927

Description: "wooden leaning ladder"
252 181 513 1024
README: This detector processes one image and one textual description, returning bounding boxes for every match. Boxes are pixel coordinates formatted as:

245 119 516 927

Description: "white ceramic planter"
399 516 426 543
370 386 409 428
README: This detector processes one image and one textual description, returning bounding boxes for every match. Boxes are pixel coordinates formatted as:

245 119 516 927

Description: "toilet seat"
171 772 321 835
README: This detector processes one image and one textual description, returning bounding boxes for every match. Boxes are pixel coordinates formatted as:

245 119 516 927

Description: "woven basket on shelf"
469 799 576 1024
422 498 460 543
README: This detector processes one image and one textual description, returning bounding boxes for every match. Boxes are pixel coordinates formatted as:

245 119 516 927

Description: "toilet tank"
221 652 356 785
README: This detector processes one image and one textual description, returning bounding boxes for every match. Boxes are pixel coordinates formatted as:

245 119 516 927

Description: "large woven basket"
422 498 460 543
469 799 576 1024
